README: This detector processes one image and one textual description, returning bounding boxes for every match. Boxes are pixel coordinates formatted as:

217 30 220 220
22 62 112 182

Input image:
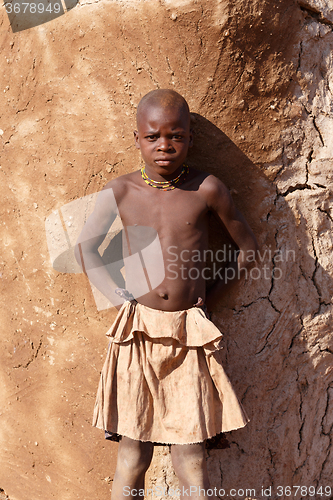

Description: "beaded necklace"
141 164 189 191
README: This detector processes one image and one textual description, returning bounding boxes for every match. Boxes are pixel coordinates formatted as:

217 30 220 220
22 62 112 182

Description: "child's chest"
117 187 209 236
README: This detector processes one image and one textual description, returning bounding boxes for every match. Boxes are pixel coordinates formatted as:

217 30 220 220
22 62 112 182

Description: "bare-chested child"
75 89 258 500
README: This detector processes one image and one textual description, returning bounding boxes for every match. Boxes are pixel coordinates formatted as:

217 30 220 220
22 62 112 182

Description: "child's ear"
134 130 140 149
189 128 194 148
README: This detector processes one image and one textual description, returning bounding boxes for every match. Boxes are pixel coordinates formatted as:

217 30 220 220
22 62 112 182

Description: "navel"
158 292 168 300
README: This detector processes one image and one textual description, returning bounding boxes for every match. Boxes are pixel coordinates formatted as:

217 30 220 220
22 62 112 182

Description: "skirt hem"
98 423 249 446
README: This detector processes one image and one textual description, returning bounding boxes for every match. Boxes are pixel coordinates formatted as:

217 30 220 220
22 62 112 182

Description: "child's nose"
157 138 172 151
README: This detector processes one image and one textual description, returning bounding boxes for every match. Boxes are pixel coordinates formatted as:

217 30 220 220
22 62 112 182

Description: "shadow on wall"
5 0 78 32
186 113 333 469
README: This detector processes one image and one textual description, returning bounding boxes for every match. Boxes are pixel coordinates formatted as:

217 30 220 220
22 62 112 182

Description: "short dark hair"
137 89 190 125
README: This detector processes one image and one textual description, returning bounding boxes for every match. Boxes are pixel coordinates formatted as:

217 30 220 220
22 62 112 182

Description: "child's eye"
146 135 157 141
173 135 184 140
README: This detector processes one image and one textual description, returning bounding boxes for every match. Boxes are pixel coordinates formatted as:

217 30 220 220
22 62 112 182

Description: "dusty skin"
75 89 258 500
76 89 258 312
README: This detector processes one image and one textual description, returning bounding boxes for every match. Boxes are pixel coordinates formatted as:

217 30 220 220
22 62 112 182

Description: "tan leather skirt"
92 301 249 445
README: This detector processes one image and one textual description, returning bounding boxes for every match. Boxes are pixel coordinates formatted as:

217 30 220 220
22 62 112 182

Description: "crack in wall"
267 229 282 313
13 336 43 369
83 167 108 195
297 419 305 454
296 41 303 73
232 296 272 312
319 347 333 355
256 295 295 355
165 56 175 80
291 456 308 480
299 2 333 27
280 183 311 196
317 206 333 223
292 368 308 478
274 131 308 190
305 148 312 178
310 234 323 315
288 318 304 350
135 45 159 87
240 384 254 404
217 459 224 499
296 369 306 455
278 144 313 195
272 146 287 182
312 116 325 146
317 385 333 482
255 317 279 355
267 446 276 483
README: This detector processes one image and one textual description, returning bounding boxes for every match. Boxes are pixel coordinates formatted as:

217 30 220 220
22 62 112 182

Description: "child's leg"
111 436 154 500
170 442 217 500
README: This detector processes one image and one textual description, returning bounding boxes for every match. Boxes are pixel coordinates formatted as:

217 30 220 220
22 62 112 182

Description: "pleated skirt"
92 301 249 445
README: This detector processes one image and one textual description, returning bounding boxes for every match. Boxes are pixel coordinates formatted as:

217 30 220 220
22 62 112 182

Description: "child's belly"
127 245 210 312
135 282 207 312
122 215 210 311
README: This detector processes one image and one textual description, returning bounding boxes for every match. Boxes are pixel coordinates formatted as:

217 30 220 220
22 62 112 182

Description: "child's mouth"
155 159 174 166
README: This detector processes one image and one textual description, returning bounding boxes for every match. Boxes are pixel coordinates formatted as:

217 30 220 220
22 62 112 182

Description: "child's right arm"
74 184 123 308
202 175 259 311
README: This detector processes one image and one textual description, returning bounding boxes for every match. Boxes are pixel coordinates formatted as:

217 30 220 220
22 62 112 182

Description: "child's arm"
74 184 124 308
202 176 259 311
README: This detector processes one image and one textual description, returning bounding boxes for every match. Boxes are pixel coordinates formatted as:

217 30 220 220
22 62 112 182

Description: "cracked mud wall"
0 0 332 499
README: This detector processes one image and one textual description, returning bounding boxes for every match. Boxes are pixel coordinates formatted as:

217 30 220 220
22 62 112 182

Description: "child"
75 89 258 500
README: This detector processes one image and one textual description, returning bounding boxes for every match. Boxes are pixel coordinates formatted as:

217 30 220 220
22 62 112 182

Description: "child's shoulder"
100 167 231 206
101 170 141 195
191 167 231 201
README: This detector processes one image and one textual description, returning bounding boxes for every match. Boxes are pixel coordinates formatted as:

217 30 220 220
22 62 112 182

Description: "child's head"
136 89 190 127
134 89 193 177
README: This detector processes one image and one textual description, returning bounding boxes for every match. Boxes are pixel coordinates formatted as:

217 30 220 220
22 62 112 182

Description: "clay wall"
1 0 332 498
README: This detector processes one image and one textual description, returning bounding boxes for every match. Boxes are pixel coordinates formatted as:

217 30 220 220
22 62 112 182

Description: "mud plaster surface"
0 0 333 499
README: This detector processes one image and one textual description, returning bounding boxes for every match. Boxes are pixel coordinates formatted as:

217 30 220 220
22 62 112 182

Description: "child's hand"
115 288 135 301
194 297 211 319
113 290 134 311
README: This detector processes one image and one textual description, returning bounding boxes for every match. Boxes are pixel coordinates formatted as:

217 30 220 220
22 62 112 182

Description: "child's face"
134 104 193 177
